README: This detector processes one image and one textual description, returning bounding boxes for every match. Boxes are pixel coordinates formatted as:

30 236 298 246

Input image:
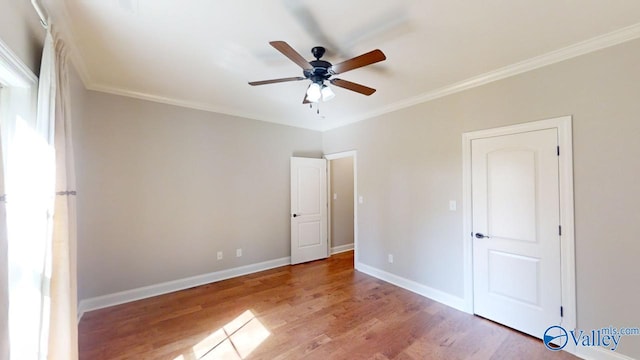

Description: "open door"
290 157 328 264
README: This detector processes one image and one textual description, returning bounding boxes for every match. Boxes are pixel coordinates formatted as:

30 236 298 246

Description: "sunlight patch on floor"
175 310 270 360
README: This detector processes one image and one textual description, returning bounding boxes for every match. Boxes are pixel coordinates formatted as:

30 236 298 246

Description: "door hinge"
557 146 560 156
559 225 562 236
560 306 564 317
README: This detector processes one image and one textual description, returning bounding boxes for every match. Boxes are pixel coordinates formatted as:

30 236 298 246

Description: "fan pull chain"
307 102 323 117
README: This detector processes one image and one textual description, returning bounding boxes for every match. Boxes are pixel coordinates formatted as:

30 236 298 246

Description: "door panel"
297 221 321 248
291 157 327 264
488 149 537 242
297 167 321 214
472 128 561 338
488 250 540 306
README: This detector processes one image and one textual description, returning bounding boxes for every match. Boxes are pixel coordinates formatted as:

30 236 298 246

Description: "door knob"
475 233 490 239
293 213 299 218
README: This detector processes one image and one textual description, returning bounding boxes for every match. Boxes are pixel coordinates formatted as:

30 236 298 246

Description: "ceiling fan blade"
330 78 376 96
303 93 311 104
330 49 386 75
248 76 305 86
269 41 313 70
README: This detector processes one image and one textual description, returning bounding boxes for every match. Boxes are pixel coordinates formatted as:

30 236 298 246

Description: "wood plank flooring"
79 251 578 359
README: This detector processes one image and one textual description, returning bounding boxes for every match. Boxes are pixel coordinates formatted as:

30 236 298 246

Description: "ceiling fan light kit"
320 84 335 101
304 83 335 103
249 41 386 106
306 82 322 102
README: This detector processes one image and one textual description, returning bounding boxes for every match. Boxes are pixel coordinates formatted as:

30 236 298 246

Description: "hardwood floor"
79 251 577 359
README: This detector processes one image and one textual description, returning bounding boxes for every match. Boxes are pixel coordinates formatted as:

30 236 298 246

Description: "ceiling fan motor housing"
304 46 332 84
305 59 332 84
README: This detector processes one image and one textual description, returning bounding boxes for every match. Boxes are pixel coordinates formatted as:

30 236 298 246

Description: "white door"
472 128 561 338
291 157 328 264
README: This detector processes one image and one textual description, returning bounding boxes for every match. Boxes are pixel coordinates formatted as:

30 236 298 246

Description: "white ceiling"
47 0 640 131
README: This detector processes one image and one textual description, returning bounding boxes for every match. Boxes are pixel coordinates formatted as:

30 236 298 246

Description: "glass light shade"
321 85 335 101
306 83 321 102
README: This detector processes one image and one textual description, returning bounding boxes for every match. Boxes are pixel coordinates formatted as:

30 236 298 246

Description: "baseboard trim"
355 261 466 313
352 263 639 360
331 243 354 255
576 346 636 360
77 256 291 321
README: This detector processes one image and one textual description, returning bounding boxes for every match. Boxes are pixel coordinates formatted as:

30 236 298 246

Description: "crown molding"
87 82 266 121
45 3 319 130
85 82 329 131
324 22 640 130
60 19 640 131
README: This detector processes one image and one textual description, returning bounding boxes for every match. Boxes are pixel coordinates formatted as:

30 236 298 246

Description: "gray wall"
74 91 323 299
330 157 354 248
0 3 44 359
323 38 640 358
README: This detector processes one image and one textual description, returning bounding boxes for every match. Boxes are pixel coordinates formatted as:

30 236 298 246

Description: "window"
1 38 54 360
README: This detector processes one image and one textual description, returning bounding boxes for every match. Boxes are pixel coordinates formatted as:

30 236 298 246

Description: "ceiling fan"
249 41 386 104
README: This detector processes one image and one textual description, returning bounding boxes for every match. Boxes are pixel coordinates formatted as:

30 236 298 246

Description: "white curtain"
1 27 78 359
47 33 78 360
3 31 55 359
0 36 41 360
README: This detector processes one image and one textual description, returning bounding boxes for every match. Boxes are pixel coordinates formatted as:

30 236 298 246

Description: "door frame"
324 150 358 264
461 116 576 342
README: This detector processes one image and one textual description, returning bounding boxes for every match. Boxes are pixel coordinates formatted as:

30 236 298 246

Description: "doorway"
462 116 576 344
325 151 357 266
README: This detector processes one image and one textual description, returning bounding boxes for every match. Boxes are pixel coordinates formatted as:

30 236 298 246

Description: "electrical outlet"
236 248 242 257
388 254 394 263
217 251 223 260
